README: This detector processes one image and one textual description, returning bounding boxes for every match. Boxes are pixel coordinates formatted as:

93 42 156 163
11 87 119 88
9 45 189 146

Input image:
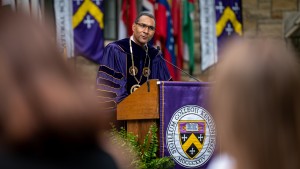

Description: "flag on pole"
183 0 195 75
154 1 166 52
142 0 155 14
73 0 105 63
172 0 183 80
118 0 137 39
155 0 178 80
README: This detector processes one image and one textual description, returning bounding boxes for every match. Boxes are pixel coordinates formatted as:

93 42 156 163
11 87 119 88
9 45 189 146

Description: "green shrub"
110 123 175 169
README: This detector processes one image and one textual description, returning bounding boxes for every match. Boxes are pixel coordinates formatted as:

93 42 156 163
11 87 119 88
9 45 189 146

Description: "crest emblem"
166 105 216 168
178 120 206 159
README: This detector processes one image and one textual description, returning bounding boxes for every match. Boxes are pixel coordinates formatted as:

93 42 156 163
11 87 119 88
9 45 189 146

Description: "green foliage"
110 123 175 169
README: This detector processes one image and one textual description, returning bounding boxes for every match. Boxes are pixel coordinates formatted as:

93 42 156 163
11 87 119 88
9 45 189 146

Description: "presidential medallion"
130 84 141 93
142 67 151 77
129 66 138 76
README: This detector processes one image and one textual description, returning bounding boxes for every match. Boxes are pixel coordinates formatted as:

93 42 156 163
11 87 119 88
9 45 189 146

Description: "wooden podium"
117 80 159 143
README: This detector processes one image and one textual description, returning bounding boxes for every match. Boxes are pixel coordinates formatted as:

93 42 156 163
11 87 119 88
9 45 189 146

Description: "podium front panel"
159 81 218 169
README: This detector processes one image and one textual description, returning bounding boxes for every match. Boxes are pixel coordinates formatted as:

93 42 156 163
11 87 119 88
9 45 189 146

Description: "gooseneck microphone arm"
144 45 151 92
157 46 200 82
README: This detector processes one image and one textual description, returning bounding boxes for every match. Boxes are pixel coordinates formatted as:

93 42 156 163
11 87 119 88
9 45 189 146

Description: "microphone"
157 46 200 82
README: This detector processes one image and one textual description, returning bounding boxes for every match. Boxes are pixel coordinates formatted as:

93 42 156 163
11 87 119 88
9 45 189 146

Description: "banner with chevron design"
73 0 104 63
215 0 243 52
200 0 242 71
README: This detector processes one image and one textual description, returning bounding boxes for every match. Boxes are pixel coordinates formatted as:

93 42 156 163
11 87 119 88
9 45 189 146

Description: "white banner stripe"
54 0 74 58
200 0 218 71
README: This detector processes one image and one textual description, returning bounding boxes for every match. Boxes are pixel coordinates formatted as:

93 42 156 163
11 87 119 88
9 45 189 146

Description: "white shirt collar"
130 35 147 49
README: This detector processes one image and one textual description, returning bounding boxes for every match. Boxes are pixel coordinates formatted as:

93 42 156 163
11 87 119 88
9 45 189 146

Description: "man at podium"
96 12 171 109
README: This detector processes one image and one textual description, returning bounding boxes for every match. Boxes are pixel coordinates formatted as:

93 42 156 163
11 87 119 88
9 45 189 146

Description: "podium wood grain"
117 80 159 143
117 80 159 120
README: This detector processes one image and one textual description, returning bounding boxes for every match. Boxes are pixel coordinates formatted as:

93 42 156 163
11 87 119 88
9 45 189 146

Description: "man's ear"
132 23 135 32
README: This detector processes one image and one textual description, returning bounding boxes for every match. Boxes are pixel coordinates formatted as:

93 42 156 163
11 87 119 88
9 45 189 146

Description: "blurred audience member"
211 38 300 169
0 10 119 169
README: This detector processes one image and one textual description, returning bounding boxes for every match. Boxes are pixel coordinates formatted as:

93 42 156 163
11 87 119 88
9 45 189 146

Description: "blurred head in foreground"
0 9 113 154
212 38 300 169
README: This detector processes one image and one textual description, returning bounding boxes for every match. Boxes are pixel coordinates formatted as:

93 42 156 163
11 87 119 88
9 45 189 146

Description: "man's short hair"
134 12 156 25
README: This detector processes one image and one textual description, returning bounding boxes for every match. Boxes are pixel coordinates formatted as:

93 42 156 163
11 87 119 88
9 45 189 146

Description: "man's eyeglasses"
135 22 155 31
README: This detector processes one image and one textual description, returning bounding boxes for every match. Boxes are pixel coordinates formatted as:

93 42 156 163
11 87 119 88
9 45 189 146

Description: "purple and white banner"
215 0 243 54
159 81 217 169
73 0 104 63
200 0 243 71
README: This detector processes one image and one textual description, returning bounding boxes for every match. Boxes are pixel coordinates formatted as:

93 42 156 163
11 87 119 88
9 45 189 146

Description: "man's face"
132 15 155 46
